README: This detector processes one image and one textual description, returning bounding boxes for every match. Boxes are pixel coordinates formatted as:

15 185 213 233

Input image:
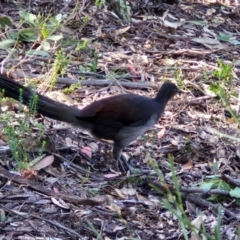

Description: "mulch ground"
0 0 240 239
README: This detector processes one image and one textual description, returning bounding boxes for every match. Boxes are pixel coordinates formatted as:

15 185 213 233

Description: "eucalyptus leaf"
55 14 63 23
41 41 51 51
47 35 63 41
0 39 16 48
26 50 50 57
0 16 12 28
19 11 37 26
200 182 214 189
217 33 231 42
7 32 18 40
230 187 240 198
19 29 38 42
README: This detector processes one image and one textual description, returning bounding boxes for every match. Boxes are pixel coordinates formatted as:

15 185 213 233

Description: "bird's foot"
118 155 151 175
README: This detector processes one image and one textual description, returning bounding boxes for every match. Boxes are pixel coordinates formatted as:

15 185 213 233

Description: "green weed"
50 49 71 90
76 39 89 51
90 51 99 72
210 60 238 124
174 67 184 89
63 82 81 94
150 155 223 239
0 89 46 171
95 0 106 7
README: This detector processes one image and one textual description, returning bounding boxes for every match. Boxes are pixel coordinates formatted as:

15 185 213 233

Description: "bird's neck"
154 91 169 106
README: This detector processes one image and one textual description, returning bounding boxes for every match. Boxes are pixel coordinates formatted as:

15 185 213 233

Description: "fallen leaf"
182 159 193 170
114 188 127 199
191 36 226 50
34 155 54 171
53 186 60 193
51 197 70 209
191 215 204 240
80 146 92 158
157 127 166 138
115 26 130 35
104 172 122 178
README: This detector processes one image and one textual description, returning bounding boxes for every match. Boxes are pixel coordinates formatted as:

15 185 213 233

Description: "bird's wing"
76 95 146 127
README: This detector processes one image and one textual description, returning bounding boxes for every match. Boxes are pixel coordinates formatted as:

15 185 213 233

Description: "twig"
0 205 83 239
222 174 240 187
0 67 155 89
0 167 105 205
186 194 240 220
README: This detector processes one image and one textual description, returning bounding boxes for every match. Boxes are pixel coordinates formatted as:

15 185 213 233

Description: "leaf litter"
0 0 240 239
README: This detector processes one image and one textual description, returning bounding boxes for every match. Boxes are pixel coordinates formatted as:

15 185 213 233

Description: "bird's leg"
113 143 152 175
113 143 136 174
113 143 124 172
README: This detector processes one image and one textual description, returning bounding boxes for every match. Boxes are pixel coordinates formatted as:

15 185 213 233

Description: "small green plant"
87 220 104 240
0 16 12 29
0 12 66 52
82 15 89 26
63 82 81 94
212 59 234 88
128 174 151 185
95 0 105 7
49 49 72 90
40 22 51 40
81 167 91 185
150 155 223 239
210 60 238 125
76 39 89 51
105 69 128 80
174 67 184 89
210 83 239 125
90 51 99 72
119 0 131 22
19 11 64 42
200 177 232 201
0 89 45 171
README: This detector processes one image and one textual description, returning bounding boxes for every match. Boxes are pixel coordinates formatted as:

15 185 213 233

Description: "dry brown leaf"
104 172 122 178
107 204 121 215
121 187 136 196
182 159 194 170
191 215 203 240
114 188 127 199
115 26 130 35
34 155 54 171
157 127 166 139
51 197 70 209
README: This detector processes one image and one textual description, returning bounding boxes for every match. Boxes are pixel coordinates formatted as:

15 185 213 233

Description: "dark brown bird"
0 74 180 162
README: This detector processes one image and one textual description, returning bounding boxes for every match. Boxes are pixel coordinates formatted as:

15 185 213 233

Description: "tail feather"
0 74 78 124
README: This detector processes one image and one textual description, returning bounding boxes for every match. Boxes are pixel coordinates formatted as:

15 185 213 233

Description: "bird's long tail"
0 74 78 124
